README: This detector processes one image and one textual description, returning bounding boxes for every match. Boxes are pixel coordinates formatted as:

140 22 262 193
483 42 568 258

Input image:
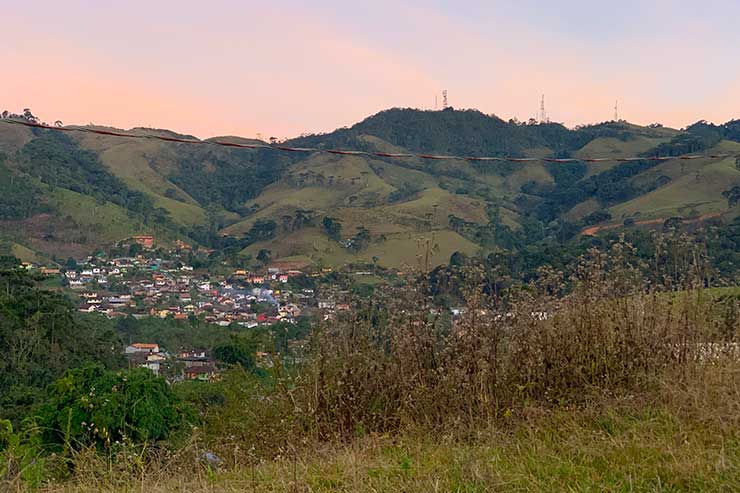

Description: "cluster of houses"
125 343 219 381
56 249 314 327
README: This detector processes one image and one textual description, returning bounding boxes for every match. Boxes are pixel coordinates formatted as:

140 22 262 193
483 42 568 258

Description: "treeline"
288 108 644 159
438 215 740 304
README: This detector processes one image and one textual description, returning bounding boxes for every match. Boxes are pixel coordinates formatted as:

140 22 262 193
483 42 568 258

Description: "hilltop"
1 108 739 270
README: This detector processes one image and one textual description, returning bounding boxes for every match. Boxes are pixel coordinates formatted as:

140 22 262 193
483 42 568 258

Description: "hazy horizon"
3 0 739 139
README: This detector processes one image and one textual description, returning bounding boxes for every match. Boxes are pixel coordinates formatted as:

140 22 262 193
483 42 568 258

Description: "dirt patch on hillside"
582 212 722 236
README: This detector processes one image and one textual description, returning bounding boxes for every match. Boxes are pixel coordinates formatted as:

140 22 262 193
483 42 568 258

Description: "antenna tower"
614 100 619 121
435 95 438 110
539 94 548 123
442 90 448 109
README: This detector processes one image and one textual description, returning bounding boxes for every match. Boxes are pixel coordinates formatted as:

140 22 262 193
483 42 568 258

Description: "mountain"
1 108 739 269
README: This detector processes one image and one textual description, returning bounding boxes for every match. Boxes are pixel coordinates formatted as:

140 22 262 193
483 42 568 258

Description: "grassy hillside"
1 111 738 268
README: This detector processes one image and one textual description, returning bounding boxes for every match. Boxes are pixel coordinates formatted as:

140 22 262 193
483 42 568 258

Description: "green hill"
1 109 738 269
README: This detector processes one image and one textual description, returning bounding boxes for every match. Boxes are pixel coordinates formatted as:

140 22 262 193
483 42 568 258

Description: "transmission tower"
442 90 448 109
539 94 548 123
614 100 619 121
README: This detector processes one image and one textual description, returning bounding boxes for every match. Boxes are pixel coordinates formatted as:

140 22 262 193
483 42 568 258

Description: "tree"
350 226 371 252
213 332 264 370
281 214 293 232
663 216 684 232
0 267 124 424
722 186 740 207
322 216 342 241
245 219 277 244
257 249 271 264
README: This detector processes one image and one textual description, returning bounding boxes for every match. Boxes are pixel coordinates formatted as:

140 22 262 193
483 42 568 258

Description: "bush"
37 366 192 450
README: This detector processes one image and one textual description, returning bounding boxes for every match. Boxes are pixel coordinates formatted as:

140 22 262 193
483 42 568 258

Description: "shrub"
37 366 192 450
291 239 734 437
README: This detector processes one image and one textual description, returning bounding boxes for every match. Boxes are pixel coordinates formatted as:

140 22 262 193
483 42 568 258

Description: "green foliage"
0 419 49 487
19 130 169 224
0 154 45 220
244 219 277 245
289 108 619 158
0 266 124 424
723 185 740 207
170 147 292 212
349 226 371 252
583 210 612 226
687 119 740 143
256 248 271 264
116 316 234 354
37 365 190 449
322 216 342 241
388 181 422 203
213 332 265 370
546 161 586 186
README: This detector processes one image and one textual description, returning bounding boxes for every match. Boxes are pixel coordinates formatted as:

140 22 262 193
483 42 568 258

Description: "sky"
2 0 739 139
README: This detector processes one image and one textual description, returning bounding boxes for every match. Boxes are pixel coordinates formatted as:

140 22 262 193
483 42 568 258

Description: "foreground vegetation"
2 234 739 491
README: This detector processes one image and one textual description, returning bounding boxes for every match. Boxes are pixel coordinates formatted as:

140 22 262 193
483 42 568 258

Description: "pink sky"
2 0 739 139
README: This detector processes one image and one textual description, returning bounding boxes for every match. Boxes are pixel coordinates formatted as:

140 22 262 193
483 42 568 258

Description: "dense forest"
0 152 44 220
288 108 644 158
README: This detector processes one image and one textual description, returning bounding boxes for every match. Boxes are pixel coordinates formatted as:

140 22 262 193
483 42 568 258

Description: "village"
23 235 363 382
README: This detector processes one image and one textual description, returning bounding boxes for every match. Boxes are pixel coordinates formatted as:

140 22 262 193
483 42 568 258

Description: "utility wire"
2 118 738 164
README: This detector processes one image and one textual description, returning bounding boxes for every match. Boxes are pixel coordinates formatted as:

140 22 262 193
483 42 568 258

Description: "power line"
1 117 737 164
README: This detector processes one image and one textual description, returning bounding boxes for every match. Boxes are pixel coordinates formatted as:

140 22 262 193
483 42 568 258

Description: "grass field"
46 399 739 492
241 227 479 269
74 133 207 226
48 188 142 243
610 155 740 221
576 135 672 178
9 242 47 263
205 408 738 492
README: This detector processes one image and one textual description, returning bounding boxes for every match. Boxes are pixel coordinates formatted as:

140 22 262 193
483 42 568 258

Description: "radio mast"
539 94 549 123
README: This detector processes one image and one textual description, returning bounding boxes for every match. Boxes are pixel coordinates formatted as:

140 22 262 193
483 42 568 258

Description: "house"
79 303 97 313
127 351 164 375
125 343 160 354
132 235 154 249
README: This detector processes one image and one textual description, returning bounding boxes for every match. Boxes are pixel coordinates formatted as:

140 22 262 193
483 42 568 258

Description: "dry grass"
6 238 740 492
32 371 740 492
